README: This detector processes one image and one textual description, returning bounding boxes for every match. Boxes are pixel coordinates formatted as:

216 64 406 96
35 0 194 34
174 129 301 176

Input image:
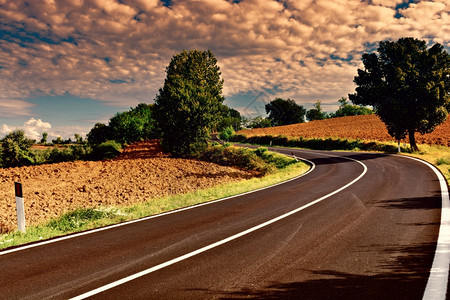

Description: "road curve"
0 148 447 299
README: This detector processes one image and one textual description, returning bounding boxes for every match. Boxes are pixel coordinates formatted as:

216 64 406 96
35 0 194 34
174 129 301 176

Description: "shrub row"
1 138 122 168
229 134 408 153
201 144 297 175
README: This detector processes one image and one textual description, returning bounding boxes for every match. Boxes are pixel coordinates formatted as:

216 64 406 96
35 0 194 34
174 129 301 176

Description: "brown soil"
0 140 256 233
238 115 450 146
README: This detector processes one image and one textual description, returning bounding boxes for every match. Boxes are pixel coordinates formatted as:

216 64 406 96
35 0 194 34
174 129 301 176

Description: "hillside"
238 115 450 147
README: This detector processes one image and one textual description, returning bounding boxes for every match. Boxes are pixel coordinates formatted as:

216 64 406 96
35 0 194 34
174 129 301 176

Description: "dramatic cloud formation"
0 0 448 125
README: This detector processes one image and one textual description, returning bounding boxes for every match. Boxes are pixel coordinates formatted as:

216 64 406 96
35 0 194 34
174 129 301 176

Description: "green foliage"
218 126 235 141
87 123 112 146
217 105 241 132
330 97 373 118
201 144 297 175
40 132 48 144
109 103 158 145
0 130 35 167
91 140 122 160
229 134 405 153
52 137 64 145
349 37 450 151
436 157 450 165
265 98 306 126
155 49 225 157
247 116 272 128
306 100 328 121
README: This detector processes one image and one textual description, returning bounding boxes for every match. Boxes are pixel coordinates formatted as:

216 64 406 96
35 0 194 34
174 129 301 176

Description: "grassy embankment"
0 145 310 250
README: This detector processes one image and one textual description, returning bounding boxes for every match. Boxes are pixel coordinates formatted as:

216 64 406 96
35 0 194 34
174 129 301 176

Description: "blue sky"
0 0 448 140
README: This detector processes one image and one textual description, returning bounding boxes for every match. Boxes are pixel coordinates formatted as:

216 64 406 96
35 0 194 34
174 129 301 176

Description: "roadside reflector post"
397 140 401 153
14 182 26 233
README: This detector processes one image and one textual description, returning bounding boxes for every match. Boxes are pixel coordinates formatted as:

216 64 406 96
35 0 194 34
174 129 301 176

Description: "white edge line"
70 154 367 299
398 156 450 300
0 155 315 256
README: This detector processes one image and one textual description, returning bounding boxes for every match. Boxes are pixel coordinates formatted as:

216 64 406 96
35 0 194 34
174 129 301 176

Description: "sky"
0 0 449 141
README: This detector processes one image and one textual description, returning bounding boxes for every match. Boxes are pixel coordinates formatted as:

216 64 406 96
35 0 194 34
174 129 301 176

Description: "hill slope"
238 115 450 147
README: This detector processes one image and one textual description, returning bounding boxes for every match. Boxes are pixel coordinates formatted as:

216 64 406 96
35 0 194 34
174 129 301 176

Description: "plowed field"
238 115 450 147
0 141 256 233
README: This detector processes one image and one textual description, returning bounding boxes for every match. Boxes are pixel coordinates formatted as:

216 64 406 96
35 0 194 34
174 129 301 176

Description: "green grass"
0 149 310 250
401 144 450 184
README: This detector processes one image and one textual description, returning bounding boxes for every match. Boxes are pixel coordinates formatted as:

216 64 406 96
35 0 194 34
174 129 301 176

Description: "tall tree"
306 100 327 121
154 49 224 157
265 98 306 126
349 38 449 151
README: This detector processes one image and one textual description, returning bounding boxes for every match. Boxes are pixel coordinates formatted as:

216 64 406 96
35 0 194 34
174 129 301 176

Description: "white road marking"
399 156 450 300
70 154 367 299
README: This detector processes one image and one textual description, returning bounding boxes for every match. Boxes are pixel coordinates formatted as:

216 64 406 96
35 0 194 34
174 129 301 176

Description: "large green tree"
349 37 449 151
154 49 224 157
265 98 306 126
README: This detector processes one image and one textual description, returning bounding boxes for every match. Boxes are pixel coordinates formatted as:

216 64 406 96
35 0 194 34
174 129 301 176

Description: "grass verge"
0 147 309 250
400 144 450 184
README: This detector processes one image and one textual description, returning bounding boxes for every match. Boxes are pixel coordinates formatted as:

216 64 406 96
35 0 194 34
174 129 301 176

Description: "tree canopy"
154 49 224 157
306 100 327 121
331 97 373 118
265 98 306 126
349 37 449 151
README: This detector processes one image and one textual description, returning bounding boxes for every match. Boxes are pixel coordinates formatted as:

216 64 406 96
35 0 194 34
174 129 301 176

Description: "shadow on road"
199 242 436 300
377 194 442 211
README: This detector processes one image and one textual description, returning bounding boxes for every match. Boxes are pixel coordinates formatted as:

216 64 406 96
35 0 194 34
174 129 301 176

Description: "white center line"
71 154 367 299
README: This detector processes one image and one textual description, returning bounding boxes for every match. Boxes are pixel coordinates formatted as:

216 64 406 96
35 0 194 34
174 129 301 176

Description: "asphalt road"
0 148 447 299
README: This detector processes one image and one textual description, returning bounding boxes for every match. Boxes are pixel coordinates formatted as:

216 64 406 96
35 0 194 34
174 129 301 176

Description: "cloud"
0 118 90 141
22 118 51 141
0 99 35 118
0 0 448 113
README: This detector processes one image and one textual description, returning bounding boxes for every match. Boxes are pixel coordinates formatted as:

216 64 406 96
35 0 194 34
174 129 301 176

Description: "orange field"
237 115 450 147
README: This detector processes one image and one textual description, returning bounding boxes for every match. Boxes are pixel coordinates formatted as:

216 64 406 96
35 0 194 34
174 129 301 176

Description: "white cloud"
0 118 90 141
1 124 12 136
22 118 51 141
0 0 447 113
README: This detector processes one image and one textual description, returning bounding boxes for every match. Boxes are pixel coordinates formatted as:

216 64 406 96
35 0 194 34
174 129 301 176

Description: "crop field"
238 115 450 147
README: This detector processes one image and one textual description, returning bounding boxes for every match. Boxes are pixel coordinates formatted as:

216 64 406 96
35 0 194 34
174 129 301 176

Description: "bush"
0 130 35 167
219 126 235 141
91 140 122 160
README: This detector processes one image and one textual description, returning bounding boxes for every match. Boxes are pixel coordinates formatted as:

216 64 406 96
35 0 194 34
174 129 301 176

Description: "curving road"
0 148 448 299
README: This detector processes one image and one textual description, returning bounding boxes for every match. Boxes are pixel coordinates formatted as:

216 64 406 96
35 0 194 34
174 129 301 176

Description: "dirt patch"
238 115 450 147
0 140 256 233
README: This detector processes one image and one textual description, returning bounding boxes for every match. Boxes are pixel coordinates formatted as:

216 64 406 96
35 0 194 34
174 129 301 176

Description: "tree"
217 105 242 132
0 130 35 167
306 100 328 121
154 49 225 157
40 132 48 144
349 38 449 151
248 116 272 128
331 97 373 118
109 103 157 145
265 98 306 126
87 123 111 146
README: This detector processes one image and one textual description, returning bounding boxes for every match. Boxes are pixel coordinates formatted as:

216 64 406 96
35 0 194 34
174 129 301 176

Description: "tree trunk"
408 130 419 152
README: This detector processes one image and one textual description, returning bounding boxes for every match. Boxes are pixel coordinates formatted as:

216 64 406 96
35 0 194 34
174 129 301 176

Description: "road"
0 148 448 299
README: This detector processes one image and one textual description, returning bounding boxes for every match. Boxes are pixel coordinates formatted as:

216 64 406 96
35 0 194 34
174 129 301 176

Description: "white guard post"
15 182 26 232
